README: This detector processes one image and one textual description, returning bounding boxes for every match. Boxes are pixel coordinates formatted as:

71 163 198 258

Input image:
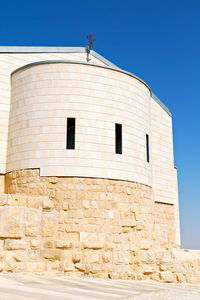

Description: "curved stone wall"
1 51 197 283
3 169 177 280
8 62 151 185
1 169 199 283
0 50 106 174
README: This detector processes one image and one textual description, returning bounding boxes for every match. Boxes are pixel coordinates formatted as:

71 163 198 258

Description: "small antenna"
86 34 96 62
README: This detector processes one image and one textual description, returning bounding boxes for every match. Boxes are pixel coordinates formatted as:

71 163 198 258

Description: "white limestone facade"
0 47 107 174
0 47 180 244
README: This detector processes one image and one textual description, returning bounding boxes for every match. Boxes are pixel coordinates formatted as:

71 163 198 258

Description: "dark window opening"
115 123 122 154
146 134 150 162
67 118 75 149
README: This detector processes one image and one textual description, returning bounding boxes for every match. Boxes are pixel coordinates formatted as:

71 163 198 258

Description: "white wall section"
8 62 151 185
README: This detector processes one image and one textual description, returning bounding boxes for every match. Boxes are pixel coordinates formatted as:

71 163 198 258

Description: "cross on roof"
86 34 96 52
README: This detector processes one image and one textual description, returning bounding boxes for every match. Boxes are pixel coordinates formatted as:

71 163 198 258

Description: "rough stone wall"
0 169 198 282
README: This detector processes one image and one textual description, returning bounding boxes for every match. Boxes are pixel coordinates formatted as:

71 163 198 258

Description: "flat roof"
0 46 120 70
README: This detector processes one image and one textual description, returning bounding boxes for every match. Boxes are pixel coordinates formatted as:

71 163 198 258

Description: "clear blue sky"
0 0 199 249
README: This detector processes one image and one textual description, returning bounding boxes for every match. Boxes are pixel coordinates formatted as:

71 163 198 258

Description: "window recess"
115 123 122 154
146 134 150 162
66 118 76 149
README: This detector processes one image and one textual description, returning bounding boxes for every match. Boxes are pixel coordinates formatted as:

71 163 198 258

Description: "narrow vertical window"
66 118 75 149
146 134 150 162
115 123 122 154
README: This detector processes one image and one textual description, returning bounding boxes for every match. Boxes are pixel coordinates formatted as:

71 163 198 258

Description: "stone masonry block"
63 263 74 272
13 251 26 262
41 211 58 237
67 209 83 218
41 249 61 261
139 238 151 250
62 250 73 264
25 262 46 272
30 239 40 249
55 240 72 249
0 194 9 206
113 251 130 265
72 250 81 263
42 197 54 210
65 224 79 233
0 241 3 251
102 251 112 263
68 199 82 209
75 263 85 272
159 271 175 283
143 265 154 275
10 194 26 206
0 176 4 193
62 201 68 211
26 196 41 209
66 233 80 241
83 250 100 264
83 241 104 249
43 241 54 248
6 240 28 250
0 207 24 238
25 208 41 237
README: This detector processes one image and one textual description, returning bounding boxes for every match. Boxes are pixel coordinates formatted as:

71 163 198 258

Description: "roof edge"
11 59 152 94
0 46 123 70
151 93 172 117
91 50 121 70
0 46 86 53
11 60 172 116
1 45 172 117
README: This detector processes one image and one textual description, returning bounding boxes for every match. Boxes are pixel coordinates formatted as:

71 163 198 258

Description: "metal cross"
86 34 96 52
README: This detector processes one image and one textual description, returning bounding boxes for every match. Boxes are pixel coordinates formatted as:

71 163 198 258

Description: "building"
0 47 199 281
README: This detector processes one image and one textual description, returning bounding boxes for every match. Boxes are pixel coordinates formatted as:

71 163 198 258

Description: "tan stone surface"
0 169 198 283
0 50 181 276
0 206 24 238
